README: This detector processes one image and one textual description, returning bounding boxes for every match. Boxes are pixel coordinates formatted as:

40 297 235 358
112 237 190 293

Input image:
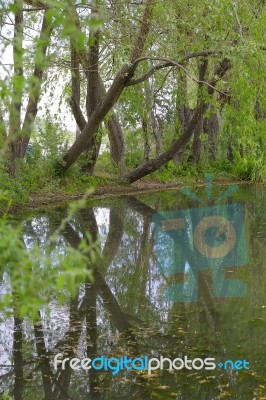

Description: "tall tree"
56 0 155 173
0 1 54 175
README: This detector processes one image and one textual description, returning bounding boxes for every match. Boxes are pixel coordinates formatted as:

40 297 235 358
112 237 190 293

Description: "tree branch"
59 0 155 173
127 56 229 96
182 49 223 61
121 58 231 183
125 61 173 86
69 44 87 131
130 0 154 62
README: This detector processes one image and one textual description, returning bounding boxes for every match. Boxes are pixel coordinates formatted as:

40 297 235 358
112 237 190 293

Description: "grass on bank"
0 148 266 214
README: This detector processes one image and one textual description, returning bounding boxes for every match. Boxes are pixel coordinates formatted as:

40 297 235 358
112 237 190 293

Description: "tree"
0 0 54 175
1 0 265 182
57 0 265 182
56 0 154 173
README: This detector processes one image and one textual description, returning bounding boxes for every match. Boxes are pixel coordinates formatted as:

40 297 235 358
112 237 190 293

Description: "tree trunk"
174 107 193 164
122 102 208 183
58 0 154 173
76 124 81 138
151 113 163 157
142 117 150 162
81 130 102 175
204 112 219 161
68 6 126 174
190 118 203 165
106 114 126 173
7 10 53 175
8 3 23 176
190 57 209 166
82 30 102 175
227 140 234 162
122 58 231 183
173 67 190 164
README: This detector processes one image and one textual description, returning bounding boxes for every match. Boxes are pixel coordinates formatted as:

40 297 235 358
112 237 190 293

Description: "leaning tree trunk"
122 101 208 183
121 58 231 183
68 5 127 175
58 0 154 173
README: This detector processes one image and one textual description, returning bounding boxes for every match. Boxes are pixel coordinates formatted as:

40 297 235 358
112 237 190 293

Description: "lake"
0 183 266 399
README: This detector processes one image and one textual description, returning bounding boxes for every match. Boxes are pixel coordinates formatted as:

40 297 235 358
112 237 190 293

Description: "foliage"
0 0 265 185
0 191 101 319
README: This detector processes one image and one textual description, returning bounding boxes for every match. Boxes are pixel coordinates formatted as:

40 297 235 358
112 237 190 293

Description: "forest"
0 0 265 209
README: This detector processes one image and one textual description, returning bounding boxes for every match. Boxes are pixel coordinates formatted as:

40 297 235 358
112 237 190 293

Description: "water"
0 184 266 399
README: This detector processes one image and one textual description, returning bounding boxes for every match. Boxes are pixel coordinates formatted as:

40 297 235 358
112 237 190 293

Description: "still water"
0 184 266 399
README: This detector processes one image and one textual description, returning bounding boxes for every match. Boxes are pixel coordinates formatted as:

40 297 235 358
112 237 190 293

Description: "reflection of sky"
0 277 13 373
0 205 197 372
0 206 148 373
94 207 110 250
0 196 258 387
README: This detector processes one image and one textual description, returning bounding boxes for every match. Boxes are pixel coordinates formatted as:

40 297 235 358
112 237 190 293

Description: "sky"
0 20 76 133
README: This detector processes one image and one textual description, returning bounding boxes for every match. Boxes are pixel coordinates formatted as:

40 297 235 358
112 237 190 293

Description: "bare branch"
127 56 229 96
154 67 174 96
125 61 173 86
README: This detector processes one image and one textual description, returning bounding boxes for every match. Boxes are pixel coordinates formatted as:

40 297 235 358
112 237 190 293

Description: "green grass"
1 150 265 214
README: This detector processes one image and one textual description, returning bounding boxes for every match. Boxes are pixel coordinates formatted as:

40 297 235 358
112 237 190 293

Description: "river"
0 183 265 399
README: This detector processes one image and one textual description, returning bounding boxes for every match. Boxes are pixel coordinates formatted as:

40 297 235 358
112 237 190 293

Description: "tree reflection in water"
0 185 266 399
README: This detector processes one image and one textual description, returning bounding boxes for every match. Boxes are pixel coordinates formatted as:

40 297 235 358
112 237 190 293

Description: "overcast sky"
0 23 76 132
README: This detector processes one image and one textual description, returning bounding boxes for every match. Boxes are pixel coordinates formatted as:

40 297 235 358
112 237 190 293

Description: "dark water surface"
0 184 266 399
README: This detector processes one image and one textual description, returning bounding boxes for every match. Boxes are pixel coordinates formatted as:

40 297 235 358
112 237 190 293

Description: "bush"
150 161 199 183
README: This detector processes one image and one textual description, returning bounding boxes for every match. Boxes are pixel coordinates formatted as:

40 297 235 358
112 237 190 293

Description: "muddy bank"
8 178 259 214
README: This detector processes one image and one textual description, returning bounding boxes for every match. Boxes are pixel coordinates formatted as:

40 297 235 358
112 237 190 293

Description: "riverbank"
7 175 261 215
